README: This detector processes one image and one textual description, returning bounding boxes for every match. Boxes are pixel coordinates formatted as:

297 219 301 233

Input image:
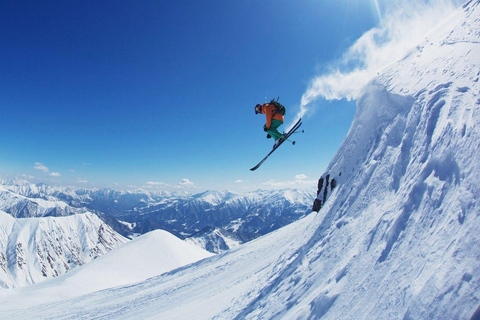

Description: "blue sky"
0 0 462 193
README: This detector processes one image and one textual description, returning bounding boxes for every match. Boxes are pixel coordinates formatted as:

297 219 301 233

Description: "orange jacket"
260 103 284 129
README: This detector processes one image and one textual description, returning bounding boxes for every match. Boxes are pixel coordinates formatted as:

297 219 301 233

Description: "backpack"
270 98 286 115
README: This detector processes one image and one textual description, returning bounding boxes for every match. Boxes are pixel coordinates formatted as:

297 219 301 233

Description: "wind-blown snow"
1 1 480 319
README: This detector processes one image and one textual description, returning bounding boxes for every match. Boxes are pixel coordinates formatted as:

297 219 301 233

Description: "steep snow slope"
0 1 479 319
0 211 127 288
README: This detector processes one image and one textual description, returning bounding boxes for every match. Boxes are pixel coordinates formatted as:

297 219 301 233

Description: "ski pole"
269 131 295 144
289 130 305 135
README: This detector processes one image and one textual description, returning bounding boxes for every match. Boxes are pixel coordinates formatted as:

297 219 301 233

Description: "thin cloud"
17 173 34 180
33 162 49 173
146 181 167 186
146 181 169 189
263 175 316 188
176 178 196 189
145 179 197 190
34 162 61 177
297 0 460 120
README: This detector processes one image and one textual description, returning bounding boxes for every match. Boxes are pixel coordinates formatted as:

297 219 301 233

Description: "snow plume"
297 0 460 120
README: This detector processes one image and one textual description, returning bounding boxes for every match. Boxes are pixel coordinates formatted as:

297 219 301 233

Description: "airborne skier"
255 101 285 148
251 99 302 171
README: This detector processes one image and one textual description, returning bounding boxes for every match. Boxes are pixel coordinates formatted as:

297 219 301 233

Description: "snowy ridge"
0 211 127 288
1 1 480 318
59 229 213 295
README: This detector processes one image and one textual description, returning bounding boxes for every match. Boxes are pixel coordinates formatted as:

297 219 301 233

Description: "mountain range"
0 182 314 252
0 181 314 287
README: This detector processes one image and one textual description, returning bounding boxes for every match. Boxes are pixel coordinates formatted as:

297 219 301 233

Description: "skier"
251 101 302 171
255 102 285 148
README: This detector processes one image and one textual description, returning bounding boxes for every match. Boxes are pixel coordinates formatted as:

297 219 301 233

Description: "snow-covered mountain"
1 1 477 318
185 226 242 253
0 184 84 218
0 229 213 309
0 182 314 252
128 189 315 250
0 182 154 218
0 211 127 288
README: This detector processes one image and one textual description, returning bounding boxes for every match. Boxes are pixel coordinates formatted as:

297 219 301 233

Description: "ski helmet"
255 104 262 114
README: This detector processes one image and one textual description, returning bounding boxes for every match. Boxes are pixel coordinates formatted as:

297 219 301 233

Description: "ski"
250 118 302 171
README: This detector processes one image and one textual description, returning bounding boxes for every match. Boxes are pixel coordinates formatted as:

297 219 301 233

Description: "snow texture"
1 1 480 319
0 211 127 288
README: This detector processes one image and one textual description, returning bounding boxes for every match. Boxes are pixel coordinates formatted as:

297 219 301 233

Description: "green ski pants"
265 119 284 141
